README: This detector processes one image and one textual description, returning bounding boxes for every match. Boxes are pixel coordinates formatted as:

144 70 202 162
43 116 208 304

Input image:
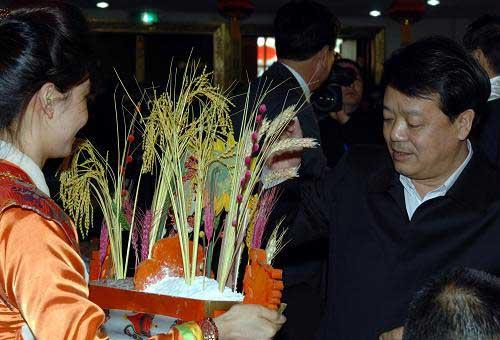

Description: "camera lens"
311 64 357 115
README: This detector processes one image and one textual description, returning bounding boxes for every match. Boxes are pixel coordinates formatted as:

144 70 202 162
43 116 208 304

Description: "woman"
0 2 285 339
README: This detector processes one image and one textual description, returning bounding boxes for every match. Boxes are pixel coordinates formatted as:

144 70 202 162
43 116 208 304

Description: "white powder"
144 275 244 302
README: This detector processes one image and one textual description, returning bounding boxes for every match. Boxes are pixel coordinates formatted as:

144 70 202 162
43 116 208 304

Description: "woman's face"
46 80 90 158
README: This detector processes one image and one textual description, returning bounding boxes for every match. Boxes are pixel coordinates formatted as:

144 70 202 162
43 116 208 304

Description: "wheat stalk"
262 167 300 187
142 59 234 285
59 140 128 279
268 137 318 156
265 218 289 265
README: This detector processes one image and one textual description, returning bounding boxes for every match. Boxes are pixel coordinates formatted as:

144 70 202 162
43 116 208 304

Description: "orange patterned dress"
0 159 202 340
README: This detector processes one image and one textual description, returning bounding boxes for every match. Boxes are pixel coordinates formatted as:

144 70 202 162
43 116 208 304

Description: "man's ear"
455 109 475 141
39 83 56 119
472 49 483 61
473 49 493 75
317 46 330 67
311 46 331 81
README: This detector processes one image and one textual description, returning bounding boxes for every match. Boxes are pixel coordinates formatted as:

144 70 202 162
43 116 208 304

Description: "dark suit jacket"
285 145 500 339
478 98 500 165
231 62 328 279
232 62 328 339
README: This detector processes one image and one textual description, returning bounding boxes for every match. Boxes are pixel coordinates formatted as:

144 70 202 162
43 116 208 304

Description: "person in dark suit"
231 2 339 339
402 267 500 340
463 15 500 165
270 36 495 340
233 1 338 178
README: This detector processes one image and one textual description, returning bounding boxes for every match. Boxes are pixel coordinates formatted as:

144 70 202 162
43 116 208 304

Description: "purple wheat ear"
99 221 108 265
131 214 140 267
203 202 214 242
140 209 153 262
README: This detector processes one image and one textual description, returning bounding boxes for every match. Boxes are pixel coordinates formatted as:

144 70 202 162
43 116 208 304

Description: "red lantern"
217 0 255 40
388 0 426 45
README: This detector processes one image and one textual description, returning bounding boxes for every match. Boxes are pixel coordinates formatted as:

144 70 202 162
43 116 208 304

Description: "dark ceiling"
1 0 498 18
69 0 499 18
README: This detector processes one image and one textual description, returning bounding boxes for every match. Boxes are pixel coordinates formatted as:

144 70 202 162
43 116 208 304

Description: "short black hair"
382 36 490 124
0 0 93 131
274 1 340 61
403 268 500 340
336 58 363 78
463 15 500 74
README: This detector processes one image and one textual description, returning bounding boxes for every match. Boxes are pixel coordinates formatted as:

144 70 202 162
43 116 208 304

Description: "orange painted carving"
134 235 204 291
243 248 284 310
89 242 114 281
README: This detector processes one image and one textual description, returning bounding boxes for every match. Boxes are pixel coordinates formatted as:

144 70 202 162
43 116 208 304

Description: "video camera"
311 63 357 117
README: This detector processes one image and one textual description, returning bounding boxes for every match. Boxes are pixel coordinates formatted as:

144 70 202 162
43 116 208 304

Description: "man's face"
383 86 468 181
325 49 337 82
338 63 363 108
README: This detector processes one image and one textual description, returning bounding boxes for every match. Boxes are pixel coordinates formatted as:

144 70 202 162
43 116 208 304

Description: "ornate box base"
89 279 239 321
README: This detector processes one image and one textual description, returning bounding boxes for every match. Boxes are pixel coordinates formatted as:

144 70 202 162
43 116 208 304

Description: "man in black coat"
270 37 496 339
463 15 500 165
231 2 339 339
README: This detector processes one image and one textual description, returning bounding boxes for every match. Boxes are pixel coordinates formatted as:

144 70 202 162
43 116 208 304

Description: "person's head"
382 36 490 183
274 1 340 90
403 268 500 340
0 1 93 166
463 15 500 78
336 58 364 112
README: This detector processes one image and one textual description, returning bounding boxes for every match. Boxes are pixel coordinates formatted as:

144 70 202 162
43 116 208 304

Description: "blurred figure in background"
315 58 384 167
463 15 500 166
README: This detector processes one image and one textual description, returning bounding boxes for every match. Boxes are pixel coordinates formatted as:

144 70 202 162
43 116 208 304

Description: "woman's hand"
214 304 286 340
379 326 404 340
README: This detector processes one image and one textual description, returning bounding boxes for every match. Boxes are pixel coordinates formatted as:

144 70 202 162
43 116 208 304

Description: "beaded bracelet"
199 317 219 340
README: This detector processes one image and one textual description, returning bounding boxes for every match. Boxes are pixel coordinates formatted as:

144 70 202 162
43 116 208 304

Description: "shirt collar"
490 75 500 102
399 140 473 197
0 140 50 197
280 62 311 101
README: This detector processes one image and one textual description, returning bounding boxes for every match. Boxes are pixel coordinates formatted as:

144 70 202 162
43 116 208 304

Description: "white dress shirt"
490 75 500 102
281 62 311 101
0 140 50 197
400 140 473 220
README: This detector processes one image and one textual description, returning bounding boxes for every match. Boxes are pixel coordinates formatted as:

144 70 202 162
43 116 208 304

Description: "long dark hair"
0 1 93 131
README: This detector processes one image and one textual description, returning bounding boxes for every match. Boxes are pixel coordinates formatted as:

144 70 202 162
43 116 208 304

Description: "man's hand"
379 326 404 340
214 304 286 340
328 107 350 124
266 117 304 171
